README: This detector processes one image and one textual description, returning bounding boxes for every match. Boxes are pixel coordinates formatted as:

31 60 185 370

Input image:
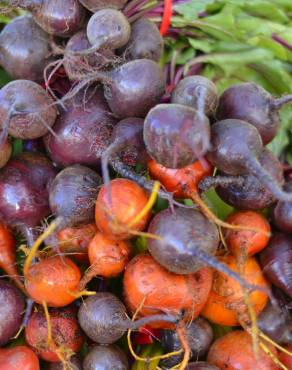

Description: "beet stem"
0 107 15 148
248 157 292 202
129 314 179 329
272 95 292 109
198 175 245 192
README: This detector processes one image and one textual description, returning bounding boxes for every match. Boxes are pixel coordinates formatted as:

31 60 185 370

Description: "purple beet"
217 82 292 144
0 15 52 82
0 280 25 346
13 0 86 38
273 181 292 233
79 0 127 12
44 87 117 167
83 345 129 370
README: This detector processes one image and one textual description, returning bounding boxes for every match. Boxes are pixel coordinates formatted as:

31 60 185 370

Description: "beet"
49 164 101 227
160 318 214 368
44 87 117 167
78 292 178 344
144 104 210 168
64 30 115 81
186 363 219 370
83 345 129 370
16 0 86 37
258 302 292 345
273 181 292 232
0 152 57 230
63 59 165 118
147 207 219 274
260 233 292 298
49 355 82 369
0 15 52 82
0 80 58 145
123 18 163 62
79 0 127 12
217 82 292 144
207 119 292 202
0 280 25 346
200 149 284 210
171 76 218 116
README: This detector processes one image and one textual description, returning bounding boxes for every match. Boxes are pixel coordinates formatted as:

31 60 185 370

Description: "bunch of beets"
0 1 291 369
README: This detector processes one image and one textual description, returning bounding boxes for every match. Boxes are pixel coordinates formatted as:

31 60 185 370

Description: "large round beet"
0 15 52 82
0 280 25 346
83 345 129 370
44 88 117 167
148 207 219 274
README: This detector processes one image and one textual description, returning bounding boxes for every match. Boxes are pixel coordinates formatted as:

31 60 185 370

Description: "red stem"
160 0 173 36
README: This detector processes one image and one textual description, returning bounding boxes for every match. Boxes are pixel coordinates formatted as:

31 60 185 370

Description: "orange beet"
88 232 130 277
95 178 150 239
25 306 84 363
25 256 81 307
224 211 271 257
208 330 277 370
148 158 213 198
57 223 97 262
0 346 39 370
123 253 213 328
201 255 269 326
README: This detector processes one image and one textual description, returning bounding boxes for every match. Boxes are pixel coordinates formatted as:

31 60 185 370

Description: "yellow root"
23 221 58 275
42 301 52 346
128 181 160 228
260 341 288 370
68 290 96 299
176 323 191 370
259 330 292 356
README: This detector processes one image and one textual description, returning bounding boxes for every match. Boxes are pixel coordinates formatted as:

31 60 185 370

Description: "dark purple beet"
64 30 116 81
200 148 284 210
0 152 57 229
0 80 58 145
83 345 129 370
257 302 292 345
207 119 292 202
217 82 292 144
260 233 292 299
44 87 117 167
171 76 218 116
49 355 82 369
123 18 163 62
78 292 178 344
20 0 86 38
186 363 219 370
79 0 127 12
0 15 52 82
49 164 101 226
160 318 213 368
0 280 25 346
147 207 219 274
63 59 165 119
273 181 292 232
144 103 210 168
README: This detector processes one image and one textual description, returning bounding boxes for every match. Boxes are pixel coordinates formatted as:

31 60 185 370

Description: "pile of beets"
0 0 291 369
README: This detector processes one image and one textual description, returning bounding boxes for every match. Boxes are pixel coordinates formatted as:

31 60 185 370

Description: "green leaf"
188 38 214 53
12 139 23 156
203 188 234 220
243 1 288 23
174 0 214 21
132 343 164 370
248 36 288 61
0 68 11 87
268 105 292 157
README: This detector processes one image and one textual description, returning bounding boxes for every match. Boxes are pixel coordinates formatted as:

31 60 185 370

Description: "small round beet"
215 149 284 210
273 181 292 232
49 165 101 226
144 104 210 168
260 233 292 298
148 207 219 274
0 15 52 82
123 18 163 62
83 345 129 370
217 82 292 144
79 0 127 12
171 76 218 116
44 87 117 167
160 318 213 368
86 9 131 51
0 280 25 346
